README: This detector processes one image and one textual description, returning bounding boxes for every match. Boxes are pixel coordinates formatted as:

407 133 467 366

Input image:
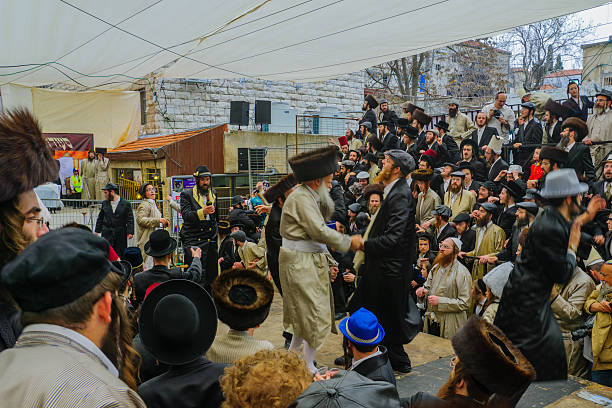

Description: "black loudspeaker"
230 101 249 126
238 148 249 171
255 100 271 124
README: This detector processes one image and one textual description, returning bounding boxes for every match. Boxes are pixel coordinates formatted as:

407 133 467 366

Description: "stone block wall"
136 73 365 135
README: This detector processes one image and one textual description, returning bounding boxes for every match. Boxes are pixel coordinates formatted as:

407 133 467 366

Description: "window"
139 89 147 125
604 76 612 87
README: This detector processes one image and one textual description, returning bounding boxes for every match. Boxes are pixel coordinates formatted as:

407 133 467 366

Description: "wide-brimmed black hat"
401 102 423 113
458 161 474 175
364 94 379 109
218 219 231 234
212 269 274 331
101 182 119 193
231 195 244 206
540 146 569 165
435 120 450 132
112 260 134 288
193 165 212 178
289 146 338 182
144 229 178 258
139 279 218 365
364 152 377 163
500 181 525 200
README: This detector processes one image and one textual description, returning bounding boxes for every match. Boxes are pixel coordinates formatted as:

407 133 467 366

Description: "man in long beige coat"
279 146 361 373
136 182 169 269
444 171 475 220
551 265 596 378
80 150 97 200
417 237 471 339
413 168 440 227
95 152 110 200
448 102 476 143
460 202 505 280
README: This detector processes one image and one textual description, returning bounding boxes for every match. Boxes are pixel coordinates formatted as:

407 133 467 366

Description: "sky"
578 2 612 45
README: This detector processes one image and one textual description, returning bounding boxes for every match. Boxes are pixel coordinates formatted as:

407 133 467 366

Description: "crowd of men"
1 78 612 408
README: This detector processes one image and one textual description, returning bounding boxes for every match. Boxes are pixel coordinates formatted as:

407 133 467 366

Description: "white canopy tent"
1 0 608 88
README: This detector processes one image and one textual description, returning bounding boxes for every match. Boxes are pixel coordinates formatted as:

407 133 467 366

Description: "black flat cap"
385 149 415 175
517 201 539 216
453 213 471 224
1 228 120 312
101 182 119 192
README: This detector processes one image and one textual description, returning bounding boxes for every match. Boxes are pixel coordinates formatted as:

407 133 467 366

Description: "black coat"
179 189 218 246
379 109 400 132
228 207 256 235
94 198 134 257
460 158 487 182
470 126 498 151
138 356 226 408
487 158 509 181
265 202 284 294
133 333 168 384
0 303 21 352
356 178 415 345
380 132 399 152
567 142 597 187
352 346 396 386
562 96 593 122
495 206 575 380
496 223 522 263
218 235 236 272
360 109 378 130
133 261 202 306
434 223 458 251
442 134 460 163
546 121 562 144
513 119 543 168
496 205 518 239
330 180 347 226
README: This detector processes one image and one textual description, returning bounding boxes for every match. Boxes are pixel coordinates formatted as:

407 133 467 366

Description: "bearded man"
80 150 97 200
447 102 476 144
585 89 612 166
495 169 606 381
0 228 144 406
279 146 361 373
416 238 471 339
352 149 416 373
95 183 134 258
444 171 475 220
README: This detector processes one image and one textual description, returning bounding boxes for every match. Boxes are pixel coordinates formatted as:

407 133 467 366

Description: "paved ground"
214 288 612 407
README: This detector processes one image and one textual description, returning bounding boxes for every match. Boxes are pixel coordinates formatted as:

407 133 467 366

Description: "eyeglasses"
25 217 45 229
145 187 156 192
439 243 453 250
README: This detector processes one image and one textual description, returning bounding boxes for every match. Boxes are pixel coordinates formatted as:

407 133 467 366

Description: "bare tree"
365 53 429 101
496 16 592 90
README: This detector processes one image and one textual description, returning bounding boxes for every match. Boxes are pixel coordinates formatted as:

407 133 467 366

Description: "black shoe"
335 312 346 320
334 356 345 366
284 337 291 349
393 364 412 373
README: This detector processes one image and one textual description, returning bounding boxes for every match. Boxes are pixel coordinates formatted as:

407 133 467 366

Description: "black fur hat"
263 174 297 203
289 146 338 182
211 269 274 331
411 168 434 182
561 117 589 141
0 108 58 202
413 109 432 126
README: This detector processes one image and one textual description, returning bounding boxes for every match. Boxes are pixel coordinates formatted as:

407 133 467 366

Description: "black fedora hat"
435 120 450 132
211 269 274 331
139 279 218 365
501 181 525 200
111 260 133 288
144 229 178 258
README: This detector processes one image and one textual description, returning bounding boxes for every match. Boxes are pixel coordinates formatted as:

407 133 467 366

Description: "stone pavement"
214 289 612 407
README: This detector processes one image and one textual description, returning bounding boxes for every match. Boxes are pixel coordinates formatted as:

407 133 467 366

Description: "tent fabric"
0 1 606 89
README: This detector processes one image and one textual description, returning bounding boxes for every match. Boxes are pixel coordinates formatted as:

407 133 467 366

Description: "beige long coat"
238 241 268 276
95 157 110 200
423 260 471 339
80 158 97 199
279 185 350 349
449 111 476 143
465 224 505 280
136 199 162 255
416 188 440 225
444 189 476 220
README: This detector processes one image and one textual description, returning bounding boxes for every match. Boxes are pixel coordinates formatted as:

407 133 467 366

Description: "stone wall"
134 72 365 135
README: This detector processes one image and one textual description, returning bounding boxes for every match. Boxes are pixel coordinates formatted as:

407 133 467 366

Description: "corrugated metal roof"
545 69 582 78
109 128 211 153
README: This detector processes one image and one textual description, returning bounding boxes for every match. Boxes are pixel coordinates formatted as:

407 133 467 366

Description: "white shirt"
572 96 582 110
443 178 450 193
475 297 487 316
482 103 515 140
351 348 383 370
110 195 120 213
477 126 485 144
24 324 118 377
565 141 575 152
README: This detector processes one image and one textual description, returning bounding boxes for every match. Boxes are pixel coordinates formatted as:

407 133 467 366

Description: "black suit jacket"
567 143 596 187
513 119 543 167
487 158 509 181
218 235 236 272
352 346 396 386
380 132 399 151
460 159 487 182
360 109 378 130
138 357 226 408
180 188 218 246
562 96 593 122
94 198 134 257
496 205 518 241
458 228 476 270
470 126 498 150
379 109 399 132
134 261 202 306
546 121 562 144
434 223 458 250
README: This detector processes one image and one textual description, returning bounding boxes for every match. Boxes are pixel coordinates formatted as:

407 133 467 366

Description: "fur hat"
289 146 338 182
540 146 568 165
0 108 59 202
561 117 589 141
452 316 536 397
363 183 384 201
367 134 383 151
411 168 434 182
263 174 297 203
348 182 364 196
401 102 423 113
364 94 379 109
211 269 274 331
412 109 432 126
543 98 572 119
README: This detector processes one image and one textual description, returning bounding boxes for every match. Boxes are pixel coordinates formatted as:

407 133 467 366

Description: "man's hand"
416 287 426 298
495 170 507 181
166 195 173 201
190 247 202 259
411 280 418 288
527 179 538 189
583 195 607 223
218 257 224 264
350 234 363 251
330 266 339 282
458 251 466 259
254 204 272 214
478 256 489 264
594 234 606 246
568 219 582 253
488 196 500 203
513 143 522 149
127 234 134 239
481 145 488 151
344 272 355 283
592 300 612 314
420 220 431 230
203 205 215 215
232 262 244 270
428 295 439 306
160 217 170 227
328 137 337 145
584 137 593 146
488 109 494 120
247 259 259 269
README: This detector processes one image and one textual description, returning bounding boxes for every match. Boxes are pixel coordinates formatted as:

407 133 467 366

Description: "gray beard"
595 106 606 115
557 135 570 149
317 184 335 222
